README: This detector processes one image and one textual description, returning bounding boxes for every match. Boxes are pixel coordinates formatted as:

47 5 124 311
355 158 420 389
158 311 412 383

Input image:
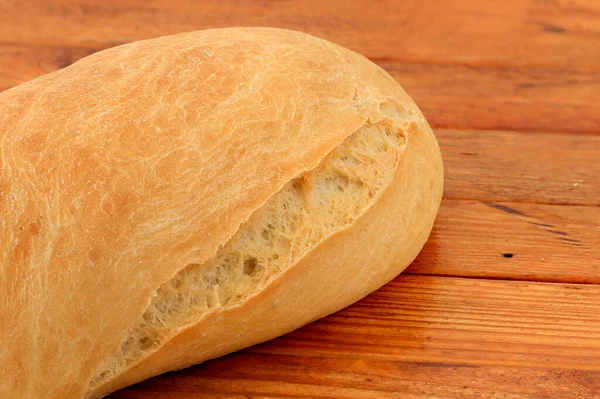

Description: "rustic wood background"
2 0 599 397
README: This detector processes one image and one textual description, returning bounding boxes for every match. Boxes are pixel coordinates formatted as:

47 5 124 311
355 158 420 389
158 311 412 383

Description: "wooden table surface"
2 1 599 398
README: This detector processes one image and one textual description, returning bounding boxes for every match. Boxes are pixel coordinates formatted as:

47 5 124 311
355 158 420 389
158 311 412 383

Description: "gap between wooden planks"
1 0 600 70
1 43 599 134
108 275 600 399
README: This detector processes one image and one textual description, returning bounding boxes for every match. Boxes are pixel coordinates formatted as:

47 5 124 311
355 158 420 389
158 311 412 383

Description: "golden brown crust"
0 27 442 399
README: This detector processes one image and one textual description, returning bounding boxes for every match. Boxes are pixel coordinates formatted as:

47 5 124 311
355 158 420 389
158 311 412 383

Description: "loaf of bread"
0 28 443 398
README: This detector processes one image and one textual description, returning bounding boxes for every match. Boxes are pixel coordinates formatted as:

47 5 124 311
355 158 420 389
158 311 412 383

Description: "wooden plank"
438 130 600 205
406 200 599 283
2 44 599 134
1 0 599 69
108 276 600 399
386 62 600 134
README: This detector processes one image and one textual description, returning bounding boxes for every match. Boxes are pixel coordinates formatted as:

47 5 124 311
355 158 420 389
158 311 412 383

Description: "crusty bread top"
0 27 425 398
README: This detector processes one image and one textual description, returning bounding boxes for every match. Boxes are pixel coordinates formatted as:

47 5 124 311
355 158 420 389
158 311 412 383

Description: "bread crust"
0 28 442 399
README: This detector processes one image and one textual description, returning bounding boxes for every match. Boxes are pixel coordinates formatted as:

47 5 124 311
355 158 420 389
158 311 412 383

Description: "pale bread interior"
90 108 406 388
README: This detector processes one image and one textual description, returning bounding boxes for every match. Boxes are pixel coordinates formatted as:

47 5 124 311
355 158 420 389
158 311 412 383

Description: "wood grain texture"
439 130 600 205
406 200 600 283
387 62 600 134
2 45 599 133
1 0 600 69
108 276 600 399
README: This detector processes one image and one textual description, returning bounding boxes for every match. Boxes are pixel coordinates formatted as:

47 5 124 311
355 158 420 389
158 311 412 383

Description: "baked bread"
0 27 443 398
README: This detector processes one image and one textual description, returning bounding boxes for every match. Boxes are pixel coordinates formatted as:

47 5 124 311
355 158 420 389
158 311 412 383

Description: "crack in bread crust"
90 112 407 390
